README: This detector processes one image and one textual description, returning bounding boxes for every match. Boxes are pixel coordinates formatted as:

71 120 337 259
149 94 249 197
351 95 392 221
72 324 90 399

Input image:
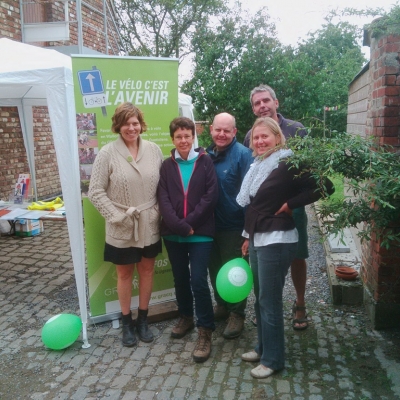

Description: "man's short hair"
250 84 277 105
169 117 195 138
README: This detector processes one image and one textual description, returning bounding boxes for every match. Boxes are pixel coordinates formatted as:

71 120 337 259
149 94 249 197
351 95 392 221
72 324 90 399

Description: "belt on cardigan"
112 198 157 242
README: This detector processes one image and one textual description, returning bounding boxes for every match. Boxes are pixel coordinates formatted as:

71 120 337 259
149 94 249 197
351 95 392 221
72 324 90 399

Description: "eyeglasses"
213 128 234 134
173 135 193 141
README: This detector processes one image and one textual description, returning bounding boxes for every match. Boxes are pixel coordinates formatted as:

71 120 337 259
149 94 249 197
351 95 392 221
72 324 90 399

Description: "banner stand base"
89 299 179 325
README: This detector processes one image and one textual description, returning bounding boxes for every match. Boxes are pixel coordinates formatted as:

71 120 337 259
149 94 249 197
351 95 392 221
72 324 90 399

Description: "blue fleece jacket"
206 138 253 231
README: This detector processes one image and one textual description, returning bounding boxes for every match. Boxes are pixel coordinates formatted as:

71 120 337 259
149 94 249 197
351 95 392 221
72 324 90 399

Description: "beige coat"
88 135 163 248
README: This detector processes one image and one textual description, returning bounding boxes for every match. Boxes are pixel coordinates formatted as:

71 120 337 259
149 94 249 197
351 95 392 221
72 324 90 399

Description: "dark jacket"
206 138 253 231
244 161 334 239
157 147 218 238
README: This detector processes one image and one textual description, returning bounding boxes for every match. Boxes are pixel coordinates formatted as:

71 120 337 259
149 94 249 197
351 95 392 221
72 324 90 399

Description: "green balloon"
216 258 253 303
41 314 82 350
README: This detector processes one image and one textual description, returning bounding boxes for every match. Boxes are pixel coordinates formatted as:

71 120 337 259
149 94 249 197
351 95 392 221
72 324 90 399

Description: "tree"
115 0 226 59
182 5 285 141
182 9 365 139
291 18 366 134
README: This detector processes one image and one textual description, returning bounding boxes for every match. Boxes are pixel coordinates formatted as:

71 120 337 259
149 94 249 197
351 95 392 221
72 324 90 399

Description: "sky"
178 0 397 84
252 0 396 49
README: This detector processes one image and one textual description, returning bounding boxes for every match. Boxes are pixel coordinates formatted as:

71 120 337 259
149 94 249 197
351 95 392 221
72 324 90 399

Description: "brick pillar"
363 31 400 329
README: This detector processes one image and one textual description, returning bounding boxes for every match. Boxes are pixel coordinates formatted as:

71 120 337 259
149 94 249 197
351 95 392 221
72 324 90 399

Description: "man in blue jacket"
206 112 253 339
244 84 309 331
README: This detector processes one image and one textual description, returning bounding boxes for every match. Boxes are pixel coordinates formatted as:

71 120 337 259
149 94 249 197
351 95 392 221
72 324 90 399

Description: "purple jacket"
157 147 218 238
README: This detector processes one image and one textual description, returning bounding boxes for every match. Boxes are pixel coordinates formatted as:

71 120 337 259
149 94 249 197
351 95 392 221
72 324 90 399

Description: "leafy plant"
287 133 400 249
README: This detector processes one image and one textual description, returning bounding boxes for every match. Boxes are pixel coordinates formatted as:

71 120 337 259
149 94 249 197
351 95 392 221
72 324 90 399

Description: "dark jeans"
208 230 247 317
164 239 215 330
250 241 297 371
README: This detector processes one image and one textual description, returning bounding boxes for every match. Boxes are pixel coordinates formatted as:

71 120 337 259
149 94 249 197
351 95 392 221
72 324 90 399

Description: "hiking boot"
171 315 195 339
193 327 212 363
136 308 154 343
213 304 229 321
223 312 244 339
121 313 137 347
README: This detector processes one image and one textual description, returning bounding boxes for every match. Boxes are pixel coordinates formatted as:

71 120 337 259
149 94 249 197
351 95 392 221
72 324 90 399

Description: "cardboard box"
14 219 44 237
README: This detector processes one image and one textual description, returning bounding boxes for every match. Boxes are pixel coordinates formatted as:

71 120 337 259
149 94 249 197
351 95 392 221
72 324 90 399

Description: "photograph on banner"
72 55 179 318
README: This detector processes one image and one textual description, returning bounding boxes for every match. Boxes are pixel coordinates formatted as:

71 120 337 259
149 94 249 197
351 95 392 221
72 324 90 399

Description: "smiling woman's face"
252 125 280 156
172 128 194 160
120 116 141 145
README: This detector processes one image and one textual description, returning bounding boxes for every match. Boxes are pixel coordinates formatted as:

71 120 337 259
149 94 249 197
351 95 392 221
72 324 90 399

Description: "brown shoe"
193 327 212 363
171 315 195 339
213 304 229 321
223 312 244 339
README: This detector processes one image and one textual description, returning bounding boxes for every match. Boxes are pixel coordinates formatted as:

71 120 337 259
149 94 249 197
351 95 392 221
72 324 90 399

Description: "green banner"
72 55 178 318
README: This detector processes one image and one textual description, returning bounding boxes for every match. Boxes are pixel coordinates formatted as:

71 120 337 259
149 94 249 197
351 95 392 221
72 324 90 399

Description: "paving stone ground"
1 208 400 400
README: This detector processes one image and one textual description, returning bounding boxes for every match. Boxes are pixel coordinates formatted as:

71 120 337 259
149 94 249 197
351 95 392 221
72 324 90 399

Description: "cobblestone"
1 209 400 399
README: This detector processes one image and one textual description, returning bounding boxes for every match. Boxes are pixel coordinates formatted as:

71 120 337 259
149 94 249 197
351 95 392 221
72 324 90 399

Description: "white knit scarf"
236 148 293 207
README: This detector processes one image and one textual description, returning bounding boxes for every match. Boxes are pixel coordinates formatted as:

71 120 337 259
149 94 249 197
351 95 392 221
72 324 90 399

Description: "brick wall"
366 34 400 149
0 0 119 200
362 32 400 328
0 107 26 199
195 121 208 135
44 1 120 54
33 107 61 198
362 233 400 302
0 1 22 40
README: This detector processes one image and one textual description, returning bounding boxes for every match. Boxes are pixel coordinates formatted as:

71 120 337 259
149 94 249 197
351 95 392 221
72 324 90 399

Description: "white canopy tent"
178 92 198 148
0 38 90 348
0 39 196 345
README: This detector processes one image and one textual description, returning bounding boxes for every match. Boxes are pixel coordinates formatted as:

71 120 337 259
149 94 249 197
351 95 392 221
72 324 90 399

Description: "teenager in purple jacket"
157 117 218 363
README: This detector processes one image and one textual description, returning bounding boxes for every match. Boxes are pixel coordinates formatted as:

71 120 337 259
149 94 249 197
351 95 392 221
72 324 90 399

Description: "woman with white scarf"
237 117 334 379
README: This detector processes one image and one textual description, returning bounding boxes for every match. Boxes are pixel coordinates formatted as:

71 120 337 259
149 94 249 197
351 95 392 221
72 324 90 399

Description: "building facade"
347 27 400 328
0 0 121 200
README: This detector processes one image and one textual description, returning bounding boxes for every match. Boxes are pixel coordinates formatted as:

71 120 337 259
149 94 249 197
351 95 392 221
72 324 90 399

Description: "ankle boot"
136 308 154 343
121 313 137 347
193 327 212 363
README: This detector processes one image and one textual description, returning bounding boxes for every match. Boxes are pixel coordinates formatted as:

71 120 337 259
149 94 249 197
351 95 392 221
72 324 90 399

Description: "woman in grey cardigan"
89 102 163 347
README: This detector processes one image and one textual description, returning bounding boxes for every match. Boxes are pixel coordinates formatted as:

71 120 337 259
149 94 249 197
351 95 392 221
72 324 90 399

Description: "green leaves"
288 133 400 248
183 9 365 140
115 0 226 58
342 3 400 39
182 5 282 139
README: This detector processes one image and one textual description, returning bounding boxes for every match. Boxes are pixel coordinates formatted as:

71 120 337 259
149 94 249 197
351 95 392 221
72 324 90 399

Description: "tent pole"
82 324 90 348
17 103 38 200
